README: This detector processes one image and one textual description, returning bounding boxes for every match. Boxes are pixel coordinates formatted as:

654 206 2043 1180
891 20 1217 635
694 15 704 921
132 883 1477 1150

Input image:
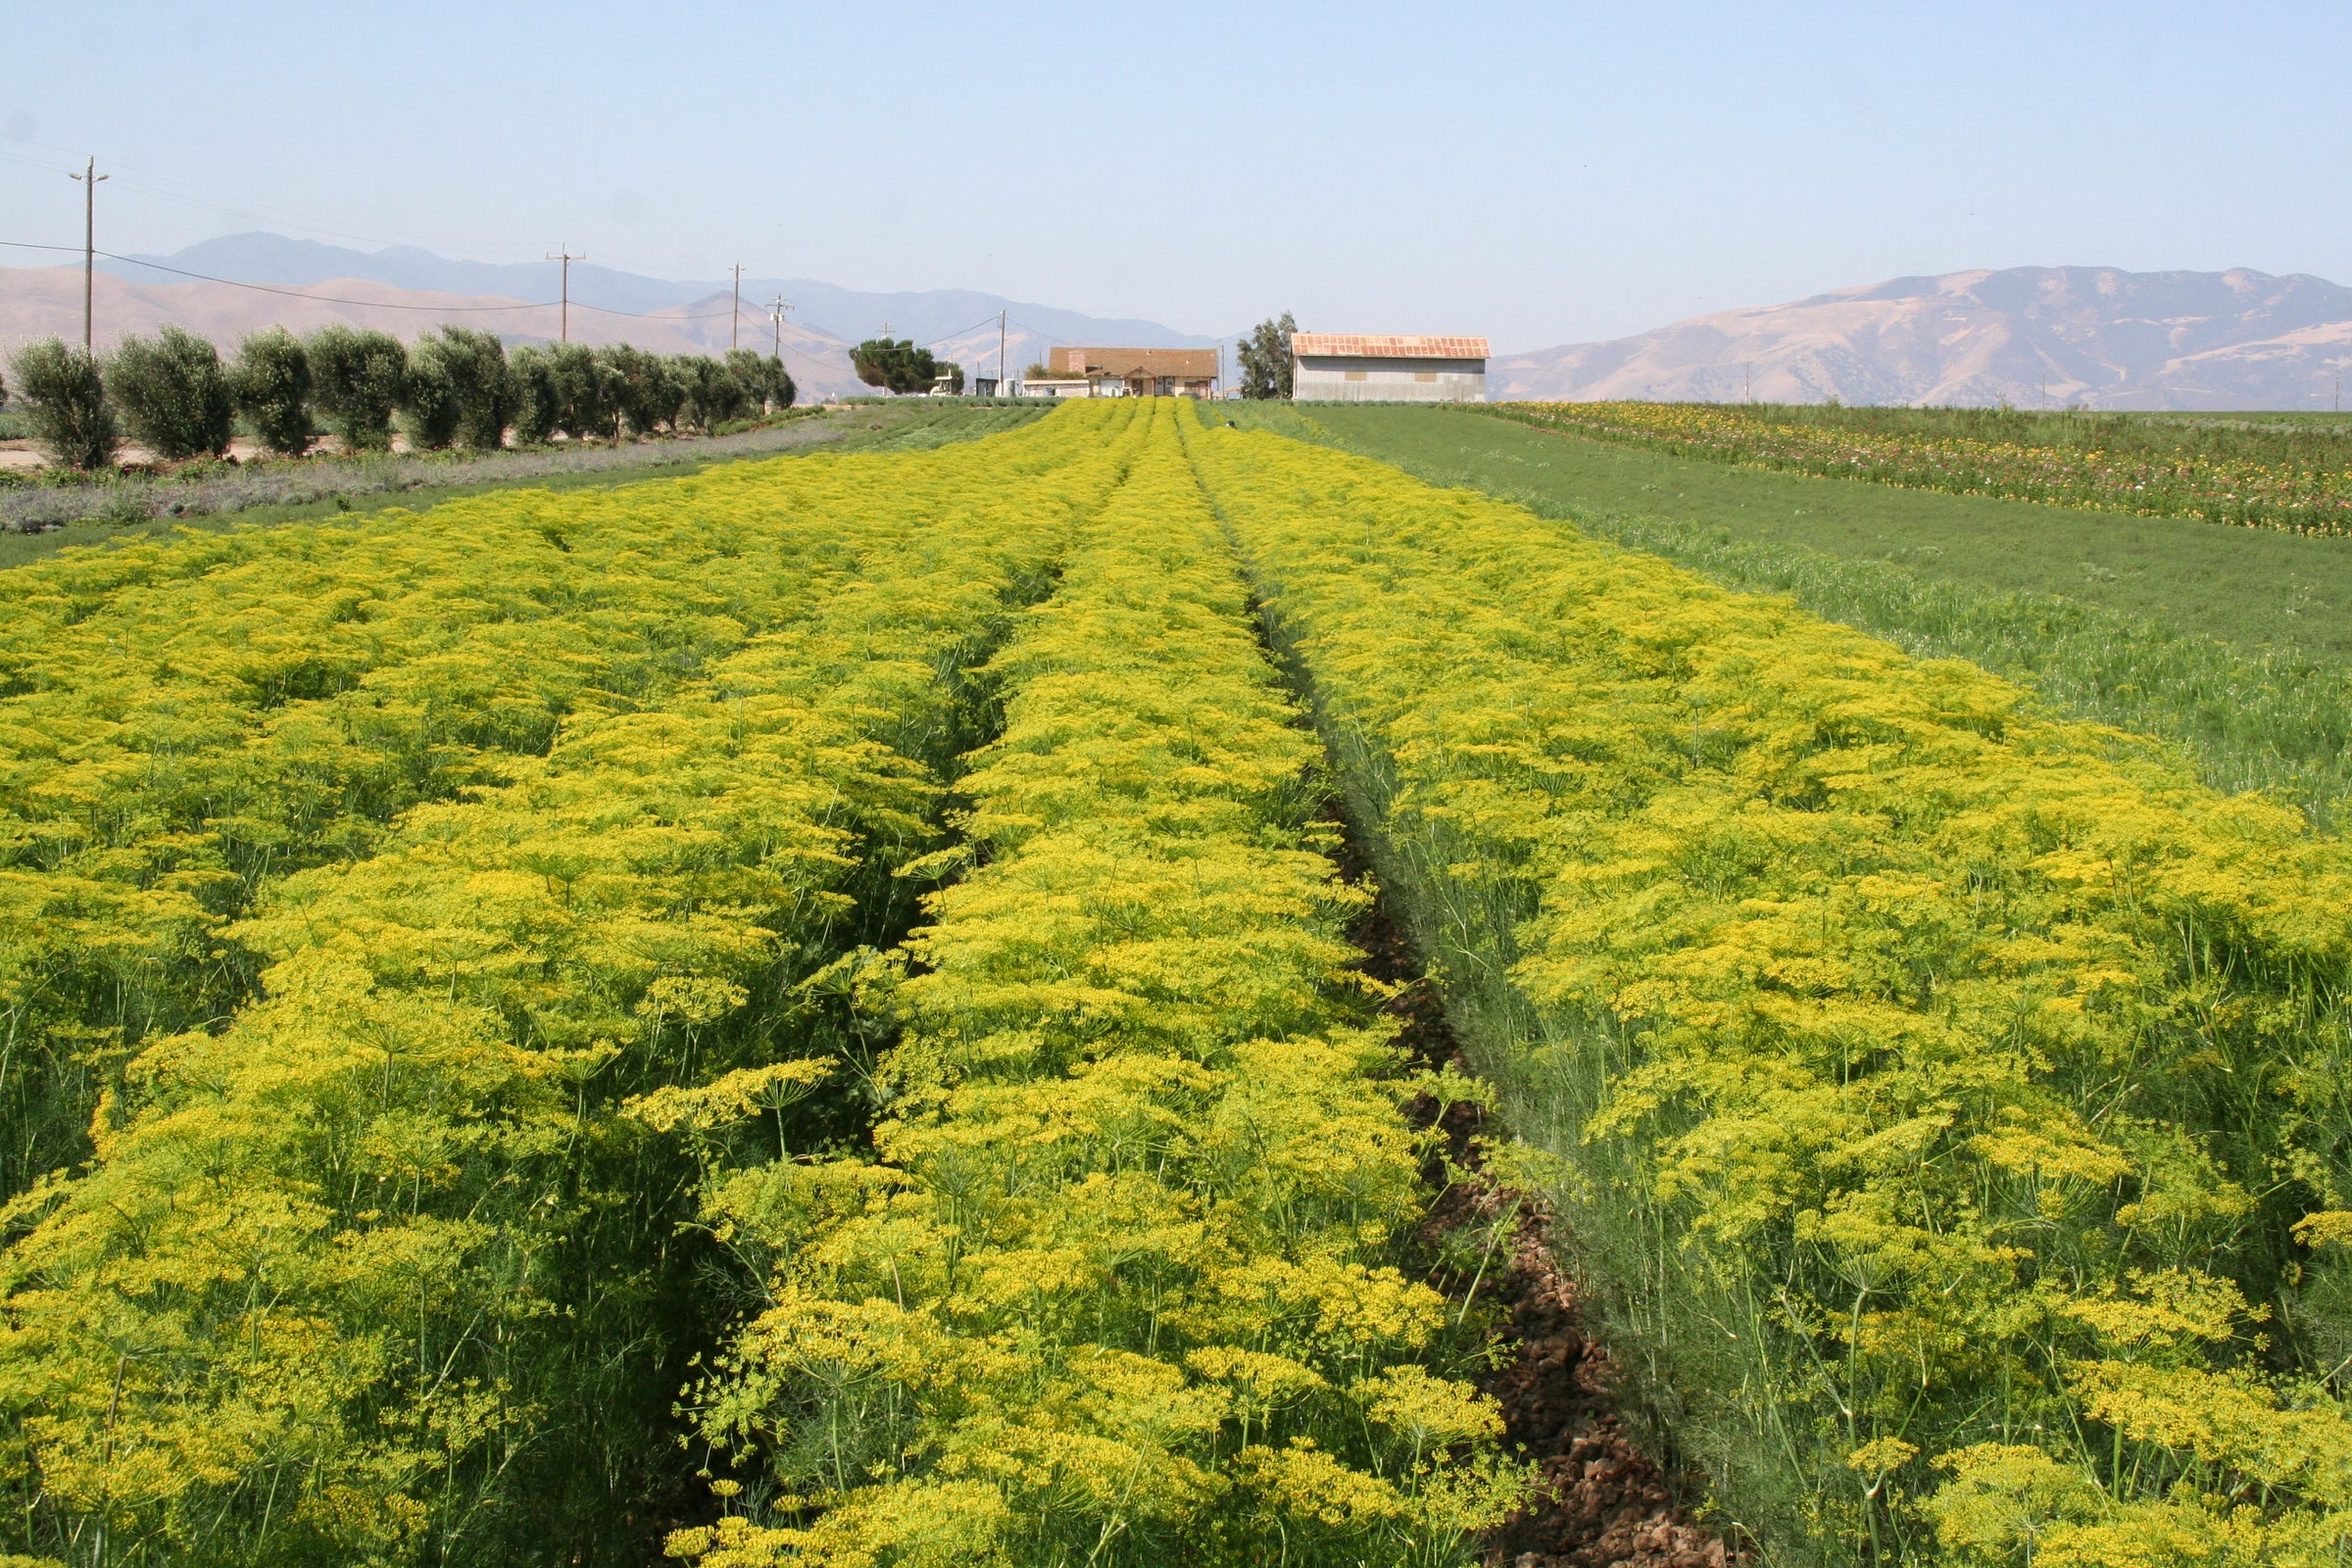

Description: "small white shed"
1291 334 1489 403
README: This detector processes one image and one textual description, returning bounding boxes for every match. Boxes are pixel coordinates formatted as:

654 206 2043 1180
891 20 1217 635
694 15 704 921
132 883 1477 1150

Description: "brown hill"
1494 267 2352 410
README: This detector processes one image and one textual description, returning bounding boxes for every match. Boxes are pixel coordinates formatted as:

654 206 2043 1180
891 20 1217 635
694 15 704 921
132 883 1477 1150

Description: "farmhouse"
1291 334 1489 402
1035 347 1219 398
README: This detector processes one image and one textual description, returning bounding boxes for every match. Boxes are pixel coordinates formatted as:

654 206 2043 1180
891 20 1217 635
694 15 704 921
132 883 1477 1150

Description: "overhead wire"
0 240 732 319
0 134 533 257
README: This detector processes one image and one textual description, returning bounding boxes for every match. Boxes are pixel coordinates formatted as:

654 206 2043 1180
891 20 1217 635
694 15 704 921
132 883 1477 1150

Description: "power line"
0 135 532 257
0 239 732 321
920 313 1010 350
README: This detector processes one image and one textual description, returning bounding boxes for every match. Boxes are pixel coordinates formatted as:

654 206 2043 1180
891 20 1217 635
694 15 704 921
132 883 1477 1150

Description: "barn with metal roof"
1290 334 1489 402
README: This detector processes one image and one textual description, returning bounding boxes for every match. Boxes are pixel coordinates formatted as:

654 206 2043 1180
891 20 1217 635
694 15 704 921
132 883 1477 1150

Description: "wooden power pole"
730 263 744 352
68 158 107 351
546 247 583 342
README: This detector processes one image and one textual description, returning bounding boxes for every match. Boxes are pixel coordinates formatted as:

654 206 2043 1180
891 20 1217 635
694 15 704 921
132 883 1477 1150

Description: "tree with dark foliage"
850 338 939 396
1236 312 1298 400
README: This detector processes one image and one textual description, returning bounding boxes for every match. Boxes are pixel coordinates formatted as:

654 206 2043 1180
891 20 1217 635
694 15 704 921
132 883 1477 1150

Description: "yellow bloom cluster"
0 411 1135 1564
666 402 1520 1568
1494 401 2352 536
1186 406 2352 1563
0 468 859 1200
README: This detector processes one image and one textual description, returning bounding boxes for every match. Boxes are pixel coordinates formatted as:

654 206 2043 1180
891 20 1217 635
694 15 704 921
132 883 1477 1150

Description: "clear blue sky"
3 1 2345 351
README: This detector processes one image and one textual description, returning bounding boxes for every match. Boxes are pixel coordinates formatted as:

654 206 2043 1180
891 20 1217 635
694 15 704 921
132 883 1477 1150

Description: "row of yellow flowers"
1487 401 2352 537
1187 402 2352 1564
663 401 1521 1568
0 450 945 1202
0 410 1139 1566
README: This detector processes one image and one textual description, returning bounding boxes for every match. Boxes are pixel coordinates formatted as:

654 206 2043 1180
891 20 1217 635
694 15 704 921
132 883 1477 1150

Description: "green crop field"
5 399 2352 1568
1481 399 2352 535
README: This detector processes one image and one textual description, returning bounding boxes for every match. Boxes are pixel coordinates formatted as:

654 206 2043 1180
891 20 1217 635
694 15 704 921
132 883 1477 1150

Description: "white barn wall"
1293 355 1486 403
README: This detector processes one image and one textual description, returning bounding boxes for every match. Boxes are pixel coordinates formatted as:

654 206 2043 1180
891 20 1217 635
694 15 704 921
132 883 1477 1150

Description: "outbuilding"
1290 334 1489 402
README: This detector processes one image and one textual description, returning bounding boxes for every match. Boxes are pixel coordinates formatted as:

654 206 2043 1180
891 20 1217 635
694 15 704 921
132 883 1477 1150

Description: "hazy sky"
3 1 2346 351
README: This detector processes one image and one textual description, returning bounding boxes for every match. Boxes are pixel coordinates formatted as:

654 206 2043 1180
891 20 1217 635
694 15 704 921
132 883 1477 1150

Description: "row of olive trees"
1 325 795 470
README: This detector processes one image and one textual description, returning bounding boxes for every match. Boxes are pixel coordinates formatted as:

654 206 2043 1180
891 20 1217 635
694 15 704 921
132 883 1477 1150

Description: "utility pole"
768 294 791 361
999 310 1006 394
547 247 584 342
730 262 744 352
68 158 107 352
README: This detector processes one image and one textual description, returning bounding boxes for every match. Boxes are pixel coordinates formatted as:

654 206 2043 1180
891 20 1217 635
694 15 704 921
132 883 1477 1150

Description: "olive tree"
507 345 561 446
6 337 118 469
597 345 679 437
547 342 611 440
676 356 746 432
725 348 794 414
417 326 512 450
109 324 235 460
228 328 314 457
307 325 407 450
398 343 461 451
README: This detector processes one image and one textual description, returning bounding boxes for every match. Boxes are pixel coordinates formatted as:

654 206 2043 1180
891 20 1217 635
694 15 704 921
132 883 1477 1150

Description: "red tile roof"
1052 347 1219 377
1289 334 1490 360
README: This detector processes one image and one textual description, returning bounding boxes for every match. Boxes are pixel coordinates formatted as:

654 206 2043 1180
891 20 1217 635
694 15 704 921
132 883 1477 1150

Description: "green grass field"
1228 402 2352 827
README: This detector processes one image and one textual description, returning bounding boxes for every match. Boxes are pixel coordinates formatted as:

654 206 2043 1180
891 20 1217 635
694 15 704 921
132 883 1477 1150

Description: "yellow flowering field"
5 395 2350 1567
1186 403 2352 1564
662 401 1518 1568
0 407 1143 1563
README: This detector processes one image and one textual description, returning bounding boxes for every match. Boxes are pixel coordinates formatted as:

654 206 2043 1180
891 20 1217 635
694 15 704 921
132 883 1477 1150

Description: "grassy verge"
0 401 1045 572
1225 402 2352 828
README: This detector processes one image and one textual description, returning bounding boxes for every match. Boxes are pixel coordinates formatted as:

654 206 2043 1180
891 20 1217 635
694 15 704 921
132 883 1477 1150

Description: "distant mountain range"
6 240 2350 410
105 233 1219 360
1495 268 2352 410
